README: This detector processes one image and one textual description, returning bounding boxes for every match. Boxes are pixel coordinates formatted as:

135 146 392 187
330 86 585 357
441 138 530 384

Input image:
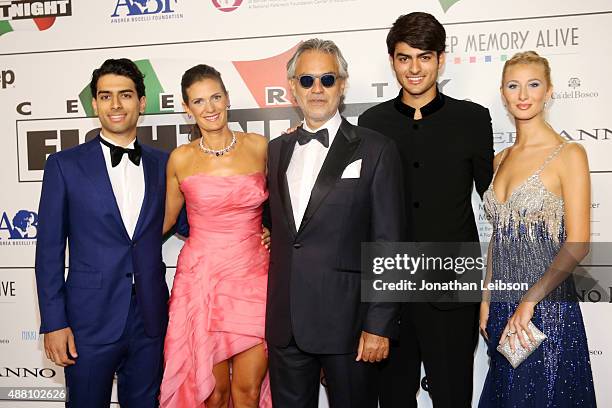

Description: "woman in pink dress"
160 64 271 408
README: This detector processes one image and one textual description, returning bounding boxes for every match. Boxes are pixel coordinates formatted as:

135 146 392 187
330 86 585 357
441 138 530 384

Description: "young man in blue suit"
35 59 174 407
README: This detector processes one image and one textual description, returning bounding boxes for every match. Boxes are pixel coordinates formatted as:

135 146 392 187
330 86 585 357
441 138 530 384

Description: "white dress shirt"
286 110 342 228
99 133 145 240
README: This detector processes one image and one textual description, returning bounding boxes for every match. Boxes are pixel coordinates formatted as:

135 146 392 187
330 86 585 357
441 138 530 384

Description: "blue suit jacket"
35 136 172 344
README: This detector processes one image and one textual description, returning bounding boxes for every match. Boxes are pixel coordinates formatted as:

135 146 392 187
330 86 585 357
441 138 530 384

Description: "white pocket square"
341 159 362 179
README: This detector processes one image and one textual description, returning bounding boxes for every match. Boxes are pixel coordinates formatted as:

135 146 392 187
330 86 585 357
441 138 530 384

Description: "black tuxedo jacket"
265 119 404 354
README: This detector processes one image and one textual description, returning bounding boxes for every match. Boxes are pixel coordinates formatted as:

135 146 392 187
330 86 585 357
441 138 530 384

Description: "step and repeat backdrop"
1 0 611 406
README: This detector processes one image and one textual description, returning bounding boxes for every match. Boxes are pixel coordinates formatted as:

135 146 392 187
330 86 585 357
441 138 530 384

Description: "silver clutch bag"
496 321 547 368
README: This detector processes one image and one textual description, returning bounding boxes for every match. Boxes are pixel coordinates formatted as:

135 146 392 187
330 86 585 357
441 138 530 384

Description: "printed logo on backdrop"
0 210 37 245
246 0 357 10
475 201 492 241
20 330 40 342
232 43 300 108
446 26 580 65
14 59 182 182
1 280 17 306
211 0 242 12
493 127 611 146
0 69 15 89
439 0 461 12
590 201 603 239
0 280 17 298
568 77 580 89
0 0 72 37
16 49 395 182
242 0 461 11
551 76 599 101
13 49 612 184
0 367 57 378
111 0 183 23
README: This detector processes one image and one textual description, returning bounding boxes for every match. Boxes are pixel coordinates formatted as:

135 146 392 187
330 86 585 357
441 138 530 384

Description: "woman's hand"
479 301 490 341
499 301 536 352
283 126 299 134
261 226 270 250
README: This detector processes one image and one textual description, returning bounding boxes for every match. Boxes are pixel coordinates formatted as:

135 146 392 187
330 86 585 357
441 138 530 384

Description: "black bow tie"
296 127 329 148
99 137 142 167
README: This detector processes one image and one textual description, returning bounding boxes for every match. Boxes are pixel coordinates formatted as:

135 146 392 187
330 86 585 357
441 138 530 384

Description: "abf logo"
0 210 38 240
211 0 242 12
0 0 72 37
111 0 177 17
232 43 300 109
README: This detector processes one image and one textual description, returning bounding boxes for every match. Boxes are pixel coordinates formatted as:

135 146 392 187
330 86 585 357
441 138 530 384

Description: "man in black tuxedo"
265 38 404 408
359 12 494 408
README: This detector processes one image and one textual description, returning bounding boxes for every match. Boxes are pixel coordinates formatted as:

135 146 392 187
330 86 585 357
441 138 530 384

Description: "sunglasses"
295 73 338 89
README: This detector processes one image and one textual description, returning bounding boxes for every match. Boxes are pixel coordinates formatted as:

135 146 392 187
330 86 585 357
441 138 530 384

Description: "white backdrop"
1 0 611 406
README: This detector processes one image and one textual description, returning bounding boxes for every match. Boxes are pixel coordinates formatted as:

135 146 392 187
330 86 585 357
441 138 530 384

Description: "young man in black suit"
359 12 494 408
265 38 404 408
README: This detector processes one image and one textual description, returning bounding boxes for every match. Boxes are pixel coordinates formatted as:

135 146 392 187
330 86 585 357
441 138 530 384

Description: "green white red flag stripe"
0 16 55 36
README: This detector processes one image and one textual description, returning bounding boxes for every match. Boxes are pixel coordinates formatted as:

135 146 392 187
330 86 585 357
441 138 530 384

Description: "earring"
187 113 192 119
544 101 549 109
227 104 231 109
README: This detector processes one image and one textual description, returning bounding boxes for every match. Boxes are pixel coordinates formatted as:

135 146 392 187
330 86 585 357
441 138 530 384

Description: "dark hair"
181 64 227 104
181 64 228 140
386 12 446 56
90 58 145 99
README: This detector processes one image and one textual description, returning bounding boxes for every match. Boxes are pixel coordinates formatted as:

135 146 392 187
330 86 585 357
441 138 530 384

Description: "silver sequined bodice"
483 170 565 244
483 143 570 301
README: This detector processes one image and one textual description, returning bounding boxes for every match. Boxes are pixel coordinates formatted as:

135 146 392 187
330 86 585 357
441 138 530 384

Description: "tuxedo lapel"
298 119 360 235
132 148 158 240
80 138 130 241
278 136 298 237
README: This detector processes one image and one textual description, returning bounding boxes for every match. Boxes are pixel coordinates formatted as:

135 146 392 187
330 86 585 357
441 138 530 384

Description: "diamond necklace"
198 131 237 157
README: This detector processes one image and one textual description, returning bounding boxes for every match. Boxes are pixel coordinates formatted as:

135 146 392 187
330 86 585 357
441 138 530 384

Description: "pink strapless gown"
159 172 272 407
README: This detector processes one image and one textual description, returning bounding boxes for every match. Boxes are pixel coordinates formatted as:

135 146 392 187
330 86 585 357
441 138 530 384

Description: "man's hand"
261 226 271 250
356 331 389 363
479 301 490 341
44 327 77 367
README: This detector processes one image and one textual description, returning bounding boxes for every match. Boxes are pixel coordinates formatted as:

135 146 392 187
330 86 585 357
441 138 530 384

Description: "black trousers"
268 338 378 408
378 303 479 408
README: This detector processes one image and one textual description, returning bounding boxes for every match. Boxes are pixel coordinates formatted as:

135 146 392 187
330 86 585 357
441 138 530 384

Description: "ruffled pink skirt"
159 235 272 407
